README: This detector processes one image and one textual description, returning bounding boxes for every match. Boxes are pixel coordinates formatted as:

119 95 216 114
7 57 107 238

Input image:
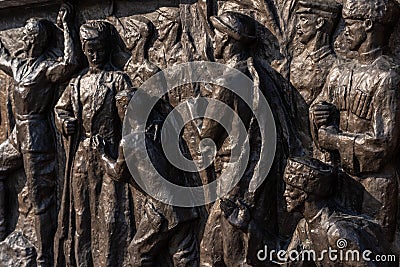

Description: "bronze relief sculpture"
284 157 396 266
0 3 78 266
291 0 340 106
54 21 133 266
0 0 398 266
310 0 400 243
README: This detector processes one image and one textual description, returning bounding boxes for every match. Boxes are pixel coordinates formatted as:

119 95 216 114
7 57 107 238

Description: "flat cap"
284 157 336 197
80 20 112 43
296 0 342 18
342 0 398 24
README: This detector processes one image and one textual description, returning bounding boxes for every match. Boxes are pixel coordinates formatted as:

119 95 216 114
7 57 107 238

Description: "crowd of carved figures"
0 0 400 266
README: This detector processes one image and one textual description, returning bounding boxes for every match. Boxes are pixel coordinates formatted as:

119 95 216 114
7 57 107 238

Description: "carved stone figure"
310 0 400 242
200 11 301 266
291 0 340 106
284 157 396 267
98 89 200 266
149 7 183 70
1 0 400 265
54 20 133 267
123 16 168 101
0 175 4 242
0 3 78 266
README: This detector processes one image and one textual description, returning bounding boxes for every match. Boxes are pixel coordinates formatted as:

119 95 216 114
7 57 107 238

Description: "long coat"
200 57 304 266
54 65 134 267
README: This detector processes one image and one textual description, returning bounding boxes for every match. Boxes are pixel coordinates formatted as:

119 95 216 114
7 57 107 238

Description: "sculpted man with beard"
0 4 78 266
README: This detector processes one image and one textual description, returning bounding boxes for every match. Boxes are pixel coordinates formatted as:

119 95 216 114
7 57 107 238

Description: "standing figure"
200 11 298 266
291 0 341 106
54 21 134 266
310 0 400 242
124 17 161 90
98 89 200 267
290 0 341 155
0 3 77 266
283 157 395 267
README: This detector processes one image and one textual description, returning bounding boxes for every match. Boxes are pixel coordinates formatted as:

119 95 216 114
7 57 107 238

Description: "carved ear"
364 19 373 31
316 17 325 30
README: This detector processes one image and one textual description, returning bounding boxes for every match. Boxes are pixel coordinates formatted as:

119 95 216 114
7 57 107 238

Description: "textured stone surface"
0 232 36 267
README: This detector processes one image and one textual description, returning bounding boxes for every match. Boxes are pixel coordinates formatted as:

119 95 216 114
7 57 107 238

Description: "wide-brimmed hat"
210 11 256 43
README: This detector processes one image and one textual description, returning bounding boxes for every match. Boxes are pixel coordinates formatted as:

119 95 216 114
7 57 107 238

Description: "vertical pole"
0 176 6 241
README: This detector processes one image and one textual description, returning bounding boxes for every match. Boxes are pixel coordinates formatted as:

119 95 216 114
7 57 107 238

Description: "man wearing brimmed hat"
209 11 256 61
200 11 302 266
291 0 341 106
54 20 134 266
310 0 400 243
283 157 395 266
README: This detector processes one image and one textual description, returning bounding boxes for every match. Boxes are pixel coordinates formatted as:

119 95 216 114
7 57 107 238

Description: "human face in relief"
84 40 110 70
296 13 319 44
116 97 130 121
283 184 307 213
213 28 229 60
23 20 47 58
344 19 368 51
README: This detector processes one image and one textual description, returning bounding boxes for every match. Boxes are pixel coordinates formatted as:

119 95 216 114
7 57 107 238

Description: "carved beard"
23 38 46 59
214 40 229 60
28 44 42 58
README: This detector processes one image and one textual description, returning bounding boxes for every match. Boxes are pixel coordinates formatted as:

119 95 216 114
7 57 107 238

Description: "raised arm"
46 3 79 83
0 40 18 77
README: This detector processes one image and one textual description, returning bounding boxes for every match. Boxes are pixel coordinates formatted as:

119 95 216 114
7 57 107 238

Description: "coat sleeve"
348 72 400 173
0 39 20 78
54 81 76 136
309 65 341 151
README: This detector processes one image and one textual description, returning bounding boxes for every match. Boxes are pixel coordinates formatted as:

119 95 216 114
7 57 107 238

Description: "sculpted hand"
57 2 74 27
312 102 337 128
63 118 77 136
220 198 251 231
93 135 106 154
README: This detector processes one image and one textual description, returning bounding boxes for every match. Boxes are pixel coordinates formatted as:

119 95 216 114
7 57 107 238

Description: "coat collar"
306 45 332 63
72 63 117 120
